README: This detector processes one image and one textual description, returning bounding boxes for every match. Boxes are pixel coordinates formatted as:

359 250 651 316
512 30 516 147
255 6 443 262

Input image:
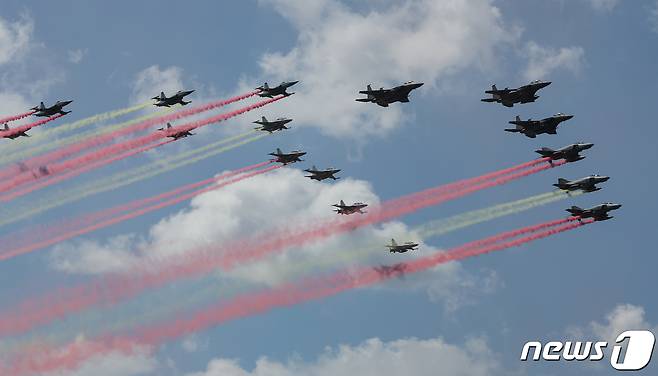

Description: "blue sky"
0 1 657 375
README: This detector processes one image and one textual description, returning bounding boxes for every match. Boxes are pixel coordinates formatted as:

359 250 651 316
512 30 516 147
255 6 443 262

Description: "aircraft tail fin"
390 238 398 247
492 84 497 91
160 92 166 99
263 82 269 90
276 148 282 154
340 200 345 206
3 124 8 131
166 123 172 129
39 102 45 110
262 116 267 123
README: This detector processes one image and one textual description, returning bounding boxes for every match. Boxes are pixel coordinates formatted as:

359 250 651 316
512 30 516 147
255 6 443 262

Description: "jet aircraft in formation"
152 90 195 107
535 142 594 163
566 203 621 222
256 81 299 98
158 123 194 140
356 81 424 107
1 124 29 139
386 239 419 253
553 175 610 192
304 165 340 181
31 100 73 117
505 113 573 138
374 263 407 278
269 148 306 165
253 116 292 133
332 200 368 215
481 80 551 107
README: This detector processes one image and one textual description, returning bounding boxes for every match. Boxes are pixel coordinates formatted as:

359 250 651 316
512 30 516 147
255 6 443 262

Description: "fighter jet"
332 200 368 215
374 263 407 278
553 175 610 192
256 81 298 98
566 203 621 222
152 90 195 107
535 142 594 163
481 80 551 107
157 123 194 140
269 148 306 165
31 100 73 117
1 124 29 139
304 165 341 181
505 113 574 138
356 81 424 107
386 238 419 253
253 116 292 133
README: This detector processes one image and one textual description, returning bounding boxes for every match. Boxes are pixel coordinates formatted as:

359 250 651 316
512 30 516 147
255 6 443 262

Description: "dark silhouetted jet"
256 81 298 98
505 113 573 138
269 148 306 165
481 80 551 107
567 203 621 222
554 175 610 192
304 165 340 181
152 90 195 107
31 100 73 117
356 81 424 107
157 123 194 140
253 116 292 133
535 142 593 163
332 200 368 215
386 238 419 253
374 263 408 278
1 123 30 139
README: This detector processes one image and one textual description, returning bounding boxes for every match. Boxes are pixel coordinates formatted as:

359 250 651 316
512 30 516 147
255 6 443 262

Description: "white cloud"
245 0 518 138
567 303 656 345
131 65 187 105
583 0 620 12
0 14 33 65
68 48 88 64
186 336 503 376
522 41 585 81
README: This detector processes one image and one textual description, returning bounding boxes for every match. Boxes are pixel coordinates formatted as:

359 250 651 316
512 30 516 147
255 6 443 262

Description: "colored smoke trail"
0 189 580 350
0 110 35 124
0 90 259 176
3 219 591 375
0 103 153 168
0 114 65 139
0 131 266 227
0 161 273 261
0 159 561 336
0 95 284 197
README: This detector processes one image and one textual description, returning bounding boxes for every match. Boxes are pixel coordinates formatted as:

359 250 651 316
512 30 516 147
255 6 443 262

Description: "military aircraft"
304 165 341 181
1 124 29 139
31 100 73 117
567 203 621 222
356 81 424 107
157 123 194 140
535 142 593 163
386 238 419 253
256 81 298 98
481 80 551 107
152 90 195 107
553 175 610 192
269 148 306 165
374 263 407 278
332 200 368 215
505 113 574 138
253 116 292 133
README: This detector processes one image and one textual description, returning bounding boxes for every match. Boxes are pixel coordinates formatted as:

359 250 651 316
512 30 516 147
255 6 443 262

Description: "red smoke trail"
0 91 259 177
0 159 561 336
0 110 35 124
0 95 285 196
0 162 274 261
3 219 592 375
0 114 65 139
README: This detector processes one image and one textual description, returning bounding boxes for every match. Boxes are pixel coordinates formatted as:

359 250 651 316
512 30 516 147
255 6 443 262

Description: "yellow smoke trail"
3 189 581 352
0 131 266 227
0 105 167 166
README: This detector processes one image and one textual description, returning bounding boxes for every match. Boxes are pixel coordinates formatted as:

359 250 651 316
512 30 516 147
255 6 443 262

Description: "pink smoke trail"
2 219 592 375
0 114 65 139
0 159 562 336
0 110 35 124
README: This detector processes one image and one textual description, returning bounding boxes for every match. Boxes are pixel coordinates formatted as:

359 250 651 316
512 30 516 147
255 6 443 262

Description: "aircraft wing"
358 89 387 96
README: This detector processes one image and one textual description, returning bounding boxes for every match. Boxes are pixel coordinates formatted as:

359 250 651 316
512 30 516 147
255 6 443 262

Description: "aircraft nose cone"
580 143 594 149
611 203 622 210
539 81 552 88
62 100 73 106
563 114 574 120
599 176 610 182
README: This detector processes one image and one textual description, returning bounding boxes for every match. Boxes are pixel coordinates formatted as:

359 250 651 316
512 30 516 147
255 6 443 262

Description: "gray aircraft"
1 124 29 139
505 113 574 138
356 81 424 107
256 81 299 98
535 142 594 163
553 175 610 192
304 165 341 181
269 148 306 165
374 263 407 278
157 123 194 140
386 238 419 253
566 202 621 222
152 90 195 107
481 80 551 107
332 200 368 215
253 116 292 133
31 100 73 117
